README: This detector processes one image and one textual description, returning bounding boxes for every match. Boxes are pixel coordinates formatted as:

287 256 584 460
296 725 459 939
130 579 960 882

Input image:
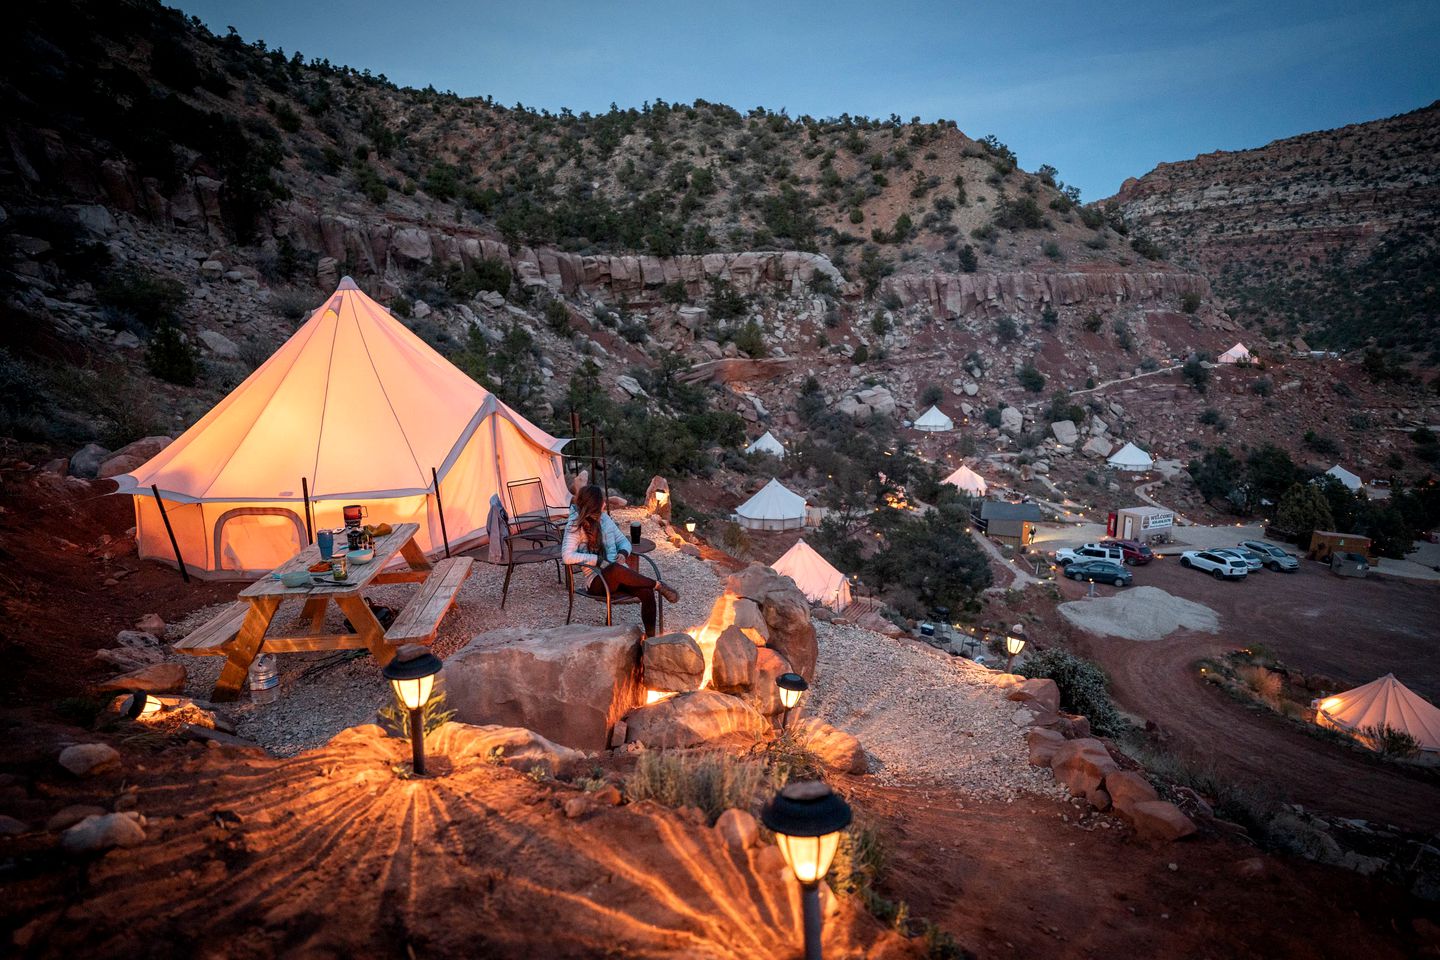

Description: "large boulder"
61 812 145 855
623 690 768 749
642 633 705 692
1082 436 1113 459
761 589 817 681
1128 800 1198 842
742 648 793 717
444 624 644 751
428 722 584 775
58 743 120 777
1051 420 1079 445
69 443 110 479
97 436 172 479
711 625 758 692
1026 727 1067 767
1104 770 1160 815
1006 678 1060 715
795 718 869 774
704 593 769 645
999 407 1023 434
96 662 186 694
1049 737 1117 803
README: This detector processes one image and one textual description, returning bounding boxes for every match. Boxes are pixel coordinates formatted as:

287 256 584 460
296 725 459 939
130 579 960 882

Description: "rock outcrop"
444 624 644 751
623 690 769 749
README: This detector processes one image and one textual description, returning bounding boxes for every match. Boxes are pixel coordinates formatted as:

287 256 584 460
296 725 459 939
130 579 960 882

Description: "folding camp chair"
488 501 564 608
565 557 666 635
506 477 568 545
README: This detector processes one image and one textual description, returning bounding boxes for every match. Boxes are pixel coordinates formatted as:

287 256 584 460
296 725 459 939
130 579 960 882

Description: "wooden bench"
175 602 252 656
384 557 474 646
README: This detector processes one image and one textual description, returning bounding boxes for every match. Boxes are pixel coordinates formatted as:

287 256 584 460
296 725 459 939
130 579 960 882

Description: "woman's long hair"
573 484 605 552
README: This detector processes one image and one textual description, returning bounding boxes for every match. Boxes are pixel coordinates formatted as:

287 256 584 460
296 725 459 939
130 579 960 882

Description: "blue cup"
317 529 335 559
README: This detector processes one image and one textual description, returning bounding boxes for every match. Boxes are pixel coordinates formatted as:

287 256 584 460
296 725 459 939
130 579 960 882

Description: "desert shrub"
993 194 1044 229
1039 305 1058 329
1130 235 1165 260
98 267 187 330
720 521 752 557
1181 291 1202 314
544 299 571 334
660 280 689 304
708 277 748 321
145 321 198 385
1252 376 1273 397
957 244 978 273
1082 312 1104 333
1113 319 1135 352
1303 430 1341 457
995 315 1019 343
1016 364 1045 393
851 344 870 364
1042 239 1063 261
982 407 1002 428
731 320 766 357
271 286 315 321
1237 665 1283 703
1019 648 1123 735
625 749 768 824
920 383 945 407
1182 358 1209 393
1199 408 1222 426
1046 392 1084 425
1361 723 1420 758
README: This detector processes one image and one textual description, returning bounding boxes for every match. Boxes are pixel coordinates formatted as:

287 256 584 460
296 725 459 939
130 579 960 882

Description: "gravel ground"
806 621 1065 801
1057 585 1219 641
167 510 722 756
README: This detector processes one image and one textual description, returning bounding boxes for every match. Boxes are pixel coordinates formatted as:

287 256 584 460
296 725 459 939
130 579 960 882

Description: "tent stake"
301 477 314 544
431 467 451 558
151 484 190 584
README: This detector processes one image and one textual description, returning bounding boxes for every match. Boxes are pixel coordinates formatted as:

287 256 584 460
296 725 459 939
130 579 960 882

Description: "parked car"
1239 540 1300 572
1063 559 1133 587
1213 548 1262 572
1099 539 1154 565
1054 543 1125 566
1179 550 1249 580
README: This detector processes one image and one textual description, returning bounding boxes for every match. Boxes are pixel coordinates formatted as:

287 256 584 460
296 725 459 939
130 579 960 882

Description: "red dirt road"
1058 559 1440 832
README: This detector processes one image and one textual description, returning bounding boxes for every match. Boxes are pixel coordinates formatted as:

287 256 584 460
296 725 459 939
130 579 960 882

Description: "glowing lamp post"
1004 634 1027 673
761 781 853 960
776 672 808 731
685 519 697 534
382 652 443 775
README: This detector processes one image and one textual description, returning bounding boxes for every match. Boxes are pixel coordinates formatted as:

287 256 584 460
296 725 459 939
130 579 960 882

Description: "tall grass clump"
625 749 768 824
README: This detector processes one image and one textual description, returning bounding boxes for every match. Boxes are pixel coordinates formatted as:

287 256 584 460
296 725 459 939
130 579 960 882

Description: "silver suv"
1239 540 1299 572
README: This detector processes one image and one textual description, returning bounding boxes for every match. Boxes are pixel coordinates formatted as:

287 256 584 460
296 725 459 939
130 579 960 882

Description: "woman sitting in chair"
562 484 679 637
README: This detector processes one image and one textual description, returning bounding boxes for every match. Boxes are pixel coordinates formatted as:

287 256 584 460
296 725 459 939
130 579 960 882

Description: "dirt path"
847 781 1430 960
1056 562 1440 833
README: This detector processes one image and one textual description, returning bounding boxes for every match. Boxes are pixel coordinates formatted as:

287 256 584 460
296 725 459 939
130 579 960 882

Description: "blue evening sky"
176 0 1439 199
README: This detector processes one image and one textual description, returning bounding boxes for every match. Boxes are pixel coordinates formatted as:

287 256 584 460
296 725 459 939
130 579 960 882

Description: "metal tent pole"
301 477 314 544
431 467 451 558
151 484 190 584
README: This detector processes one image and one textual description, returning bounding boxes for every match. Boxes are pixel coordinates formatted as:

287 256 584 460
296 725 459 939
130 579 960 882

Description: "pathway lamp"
776 672 808 731
1004 634 1027 673
382 652 443 775
125 692 162 719
761 781 853 960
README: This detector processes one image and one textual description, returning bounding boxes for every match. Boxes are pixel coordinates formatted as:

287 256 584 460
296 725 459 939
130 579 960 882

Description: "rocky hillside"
1109 102 1440 361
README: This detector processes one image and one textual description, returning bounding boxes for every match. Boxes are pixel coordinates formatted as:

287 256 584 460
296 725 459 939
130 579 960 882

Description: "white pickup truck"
1053 543 1124 566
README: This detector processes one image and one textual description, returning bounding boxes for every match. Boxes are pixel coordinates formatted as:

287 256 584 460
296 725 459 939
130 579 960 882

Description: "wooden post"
431 467 451 559
598 434 610 508
150 484 190 584
301 476 314 544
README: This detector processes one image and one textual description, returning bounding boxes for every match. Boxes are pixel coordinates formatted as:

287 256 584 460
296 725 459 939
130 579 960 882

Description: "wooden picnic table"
179 523 473 701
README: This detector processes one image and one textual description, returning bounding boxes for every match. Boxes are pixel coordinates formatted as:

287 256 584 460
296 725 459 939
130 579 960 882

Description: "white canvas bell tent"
745 431 786 458
1106 442 1154 471
912 405 954 432
1325 464 1363 492
735 478 807 531
942 464 988 496
771 539 852 609
114 277 570 579
1314 674 1440 753
1217 342 1253 364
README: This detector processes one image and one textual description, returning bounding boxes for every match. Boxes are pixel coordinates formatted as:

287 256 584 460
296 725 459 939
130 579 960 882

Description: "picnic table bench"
176 523 472 701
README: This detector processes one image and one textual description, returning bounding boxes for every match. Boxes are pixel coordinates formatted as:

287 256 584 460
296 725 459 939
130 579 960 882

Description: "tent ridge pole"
301 476 314 544
151 484 190 584
432 467 451 558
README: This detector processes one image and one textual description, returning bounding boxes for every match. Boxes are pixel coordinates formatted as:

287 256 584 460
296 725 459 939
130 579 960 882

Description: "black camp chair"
565 557 666 635
491 501 563 608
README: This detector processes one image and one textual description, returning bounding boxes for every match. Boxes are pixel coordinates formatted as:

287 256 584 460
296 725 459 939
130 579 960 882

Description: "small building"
1307 530 1375 564
734 478 807 531
972 500 1043 547
1111 506 1174 542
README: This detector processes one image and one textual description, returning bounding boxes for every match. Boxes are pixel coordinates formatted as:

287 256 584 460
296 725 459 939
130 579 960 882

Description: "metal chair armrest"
634 553 663 582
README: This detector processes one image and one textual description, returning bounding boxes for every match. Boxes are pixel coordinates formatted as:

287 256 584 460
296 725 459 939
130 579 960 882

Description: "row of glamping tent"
114 278 570 579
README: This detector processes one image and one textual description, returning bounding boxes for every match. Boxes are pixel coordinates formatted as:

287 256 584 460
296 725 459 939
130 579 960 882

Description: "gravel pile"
169 511 722 756
807 621 1065 800
1057 585 1219 641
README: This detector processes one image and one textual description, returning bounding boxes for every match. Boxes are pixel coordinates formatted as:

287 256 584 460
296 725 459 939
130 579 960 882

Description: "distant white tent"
912 405 955 432
745 431 786 459
1217 342 1254 364
771 539 852 609
1107 442 1155 471
1314 674 1440 753
735 478 807 531
943 464 988 497
1325 464 1363 491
